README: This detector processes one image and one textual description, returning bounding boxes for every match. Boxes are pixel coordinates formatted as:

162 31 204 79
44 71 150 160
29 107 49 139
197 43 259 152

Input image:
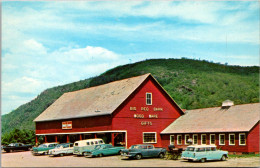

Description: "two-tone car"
83 144 125 157
181 145 228 162
121 144 166 160
32 142 58 155
73 138 105 156
48 143 74 156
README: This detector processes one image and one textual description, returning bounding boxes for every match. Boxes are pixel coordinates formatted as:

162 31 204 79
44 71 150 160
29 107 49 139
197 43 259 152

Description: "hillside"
1 58 259 134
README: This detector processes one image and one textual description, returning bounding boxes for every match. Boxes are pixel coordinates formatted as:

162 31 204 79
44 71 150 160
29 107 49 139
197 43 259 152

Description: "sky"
1 1 259 115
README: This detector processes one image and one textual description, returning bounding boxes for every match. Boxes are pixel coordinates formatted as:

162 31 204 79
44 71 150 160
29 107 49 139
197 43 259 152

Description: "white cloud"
1 37 127 114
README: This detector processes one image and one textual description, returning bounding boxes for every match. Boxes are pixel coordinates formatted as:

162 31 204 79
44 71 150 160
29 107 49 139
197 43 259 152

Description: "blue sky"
2 1 259 115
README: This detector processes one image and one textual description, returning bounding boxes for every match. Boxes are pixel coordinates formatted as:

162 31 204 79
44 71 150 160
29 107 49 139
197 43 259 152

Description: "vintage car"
48 143 74 156
32 142 58 155
121 144 167 160
83 144 125 157
73 138 105 156
181 145 228 162
3 143 33 153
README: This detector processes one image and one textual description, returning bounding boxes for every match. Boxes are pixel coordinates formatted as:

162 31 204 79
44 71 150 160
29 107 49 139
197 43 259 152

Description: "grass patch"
228 153 259 158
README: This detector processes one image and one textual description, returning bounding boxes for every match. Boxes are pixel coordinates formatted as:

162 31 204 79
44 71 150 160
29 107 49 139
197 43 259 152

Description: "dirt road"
1 151 259 167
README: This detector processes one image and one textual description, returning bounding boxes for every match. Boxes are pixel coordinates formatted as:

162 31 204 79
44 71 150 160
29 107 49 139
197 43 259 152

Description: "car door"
147 145 157 157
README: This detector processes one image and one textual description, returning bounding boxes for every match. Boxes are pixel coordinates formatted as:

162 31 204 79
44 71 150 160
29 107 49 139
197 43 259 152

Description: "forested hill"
1 58 259 134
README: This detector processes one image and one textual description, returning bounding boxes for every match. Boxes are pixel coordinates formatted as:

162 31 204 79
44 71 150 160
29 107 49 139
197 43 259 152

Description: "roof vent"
222 100 234 108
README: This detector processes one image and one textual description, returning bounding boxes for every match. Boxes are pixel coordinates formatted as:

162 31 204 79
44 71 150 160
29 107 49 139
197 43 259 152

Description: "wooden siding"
248 122 260 153
36 115 112 134
161 131 259 153
112 76 182 148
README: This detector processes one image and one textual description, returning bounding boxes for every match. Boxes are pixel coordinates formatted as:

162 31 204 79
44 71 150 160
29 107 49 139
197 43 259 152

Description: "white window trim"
219 134 225 145
170 135 175 145
239 133 246 146
229 134 235 145
185 134 190 145
210 134 215 145
146 93 152 105
201 134 206 145
143 132 157 144
193 134 198 145
177 135 182 145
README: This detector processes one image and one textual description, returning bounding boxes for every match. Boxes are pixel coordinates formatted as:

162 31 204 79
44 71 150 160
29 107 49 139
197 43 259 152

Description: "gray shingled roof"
34 74 152 122
161 103 260 134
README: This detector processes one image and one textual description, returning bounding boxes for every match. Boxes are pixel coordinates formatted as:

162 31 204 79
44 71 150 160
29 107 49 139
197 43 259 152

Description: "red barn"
34 73 184 148
161 102 260 154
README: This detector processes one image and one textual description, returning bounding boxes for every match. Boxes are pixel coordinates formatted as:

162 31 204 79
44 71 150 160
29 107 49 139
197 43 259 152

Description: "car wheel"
60 153 64 157
201 158 206 163
5 150 10 153
98 153 103 157
158 153 165 159
135 154 142 160
10 149 13 153
221 155 227 161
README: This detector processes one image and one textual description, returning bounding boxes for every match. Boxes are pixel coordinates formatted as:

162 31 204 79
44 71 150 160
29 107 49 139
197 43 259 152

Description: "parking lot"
1 151 259 167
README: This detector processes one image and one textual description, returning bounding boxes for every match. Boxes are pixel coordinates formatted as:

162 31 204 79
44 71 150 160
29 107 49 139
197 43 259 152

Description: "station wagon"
181 145 228 162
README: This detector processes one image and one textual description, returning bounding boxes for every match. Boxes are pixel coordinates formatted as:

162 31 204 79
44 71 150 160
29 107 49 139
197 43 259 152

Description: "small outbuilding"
161 103 260 154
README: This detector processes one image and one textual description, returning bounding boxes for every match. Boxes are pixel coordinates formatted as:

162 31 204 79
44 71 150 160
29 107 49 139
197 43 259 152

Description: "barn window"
193 134 198 144
201 134 206 144
210 134 215 144
239 133 246 145
146 93 152 105
170 135 175 145
143 132 157 143
185 134 190 145
177 135 182 145
219 134 225 145
229 134 235 145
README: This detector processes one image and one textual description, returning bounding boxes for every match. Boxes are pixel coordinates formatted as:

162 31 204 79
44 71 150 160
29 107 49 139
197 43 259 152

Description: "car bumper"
121 153 134 158
181 157 198 161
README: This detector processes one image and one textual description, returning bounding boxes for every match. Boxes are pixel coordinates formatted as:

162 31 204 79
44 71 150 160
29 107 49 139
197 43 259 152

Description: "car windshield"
38 144 47 148
55 144 63 148
186 147 195 151
95 145 101 149
130 145 141 149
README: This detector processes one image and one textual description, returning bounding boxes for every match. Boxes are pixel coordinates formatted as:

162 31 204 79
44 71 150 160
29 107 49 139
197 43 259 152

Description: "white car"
48 143 74 156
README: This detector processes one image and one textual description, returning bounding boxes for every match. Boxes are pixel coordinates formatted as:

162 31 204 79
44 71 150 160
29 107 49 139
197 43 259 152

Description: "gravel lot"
1 151 259 167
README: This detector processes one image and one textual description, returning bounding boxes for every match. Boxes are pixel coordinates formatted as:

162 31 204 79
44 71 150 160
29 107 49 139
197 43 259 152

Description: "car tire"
158 153 165 159
201 158 206 163
135 154 142 160
10 149 13 153
98 153 103 157
60 153 64 157
221 155 227 161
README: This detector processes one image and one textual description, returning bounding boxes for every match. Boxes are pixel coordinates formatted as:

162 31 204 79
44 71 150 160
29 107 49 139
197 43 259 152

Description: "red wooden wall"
161 130 259 153
112 76 183 148
247 122 260 153
36 115 112 134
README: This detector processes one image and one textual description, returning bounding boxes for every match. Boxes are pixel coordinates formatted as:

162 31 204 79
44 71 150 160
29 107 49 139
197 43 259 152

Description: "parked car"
121 144 167 160
83 144 125 157
181 145 228 163
3 143 33 153
32 142 58 155
48 143 74 156
73 138 105 156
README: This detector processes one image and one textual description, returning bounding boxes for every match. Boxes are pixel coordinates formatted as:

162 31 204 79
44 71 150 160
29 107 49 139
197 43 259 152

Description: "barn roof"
161 103 260 134
34 73 183 122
